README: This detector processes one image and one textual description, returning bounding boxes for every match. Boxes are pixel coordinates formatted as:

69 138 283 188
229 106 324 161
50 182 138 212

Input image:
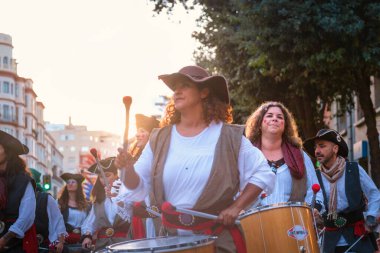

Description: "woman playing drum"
116 65 275 253
245 101 323 211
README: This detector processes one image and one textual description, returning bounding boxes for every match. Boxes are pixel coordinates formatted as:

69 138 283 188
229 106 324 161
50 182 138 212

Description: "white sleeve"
123 142 154 202
81 205 96 235
303 152 324 212
238 136 276 194
359 165 380 217
8 183 36 238
46 195 68 243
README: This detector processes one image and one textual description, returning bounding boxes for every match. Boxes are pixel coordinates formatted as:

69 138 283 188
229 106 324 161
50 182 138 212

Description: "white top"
260 152 324 210
46 195 68 243
81 198 119 235
127 121 275 208
9 183 35 238
320 164 380 246
66 207 88 228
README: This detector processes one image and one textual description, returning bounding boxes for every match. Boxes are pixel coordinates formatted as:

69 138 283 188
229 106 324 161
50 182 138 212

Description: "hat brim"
60 173 85 183
303 135 349 158
87 157 117 174
159 73 229 104
0 131 29 155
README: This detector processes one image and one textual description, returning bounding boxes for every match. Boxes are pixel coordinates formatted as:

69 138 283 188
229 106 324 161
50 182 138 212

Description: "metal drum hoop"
239 201 311 219
104 235 216 252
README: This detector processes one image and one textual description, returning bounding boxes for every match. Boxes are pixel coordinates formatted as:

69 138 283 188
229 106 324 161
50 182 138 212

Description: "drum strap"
160 202 247 253
315 169 329 210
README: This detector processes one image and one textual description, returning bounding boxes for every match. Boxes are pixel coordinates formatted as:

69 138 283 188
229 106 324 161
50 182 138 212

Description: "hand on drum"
115 148 134 170
217 206 241 226
54 241 64 253
82 238 92 250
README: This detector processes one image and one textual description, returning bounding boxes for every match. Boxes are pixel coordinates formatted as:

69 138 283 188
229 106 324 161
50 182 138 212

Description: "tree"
150 0 380 186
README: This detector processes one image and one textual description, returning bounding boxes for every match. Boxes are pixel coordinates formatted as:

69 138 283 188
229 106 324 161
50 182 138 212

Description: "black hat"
0 130 29 155
135 114 160 133
87 157 117 174
60 173 85 183
303 129 349 158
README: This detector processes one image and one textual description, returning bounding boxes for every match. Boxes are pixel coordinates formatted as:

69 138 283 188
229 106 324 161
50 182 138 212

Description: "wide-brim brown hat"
60 172 85 183
158 65 230 104
0 130 29 155
303 129 349 158
87 157 117 174
135 114 160 133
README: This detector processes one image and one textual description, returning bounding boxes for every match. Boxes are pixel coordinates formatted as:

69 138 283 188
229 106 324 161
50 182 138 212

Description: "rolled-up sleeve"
238 137 276 194
9 183 36 238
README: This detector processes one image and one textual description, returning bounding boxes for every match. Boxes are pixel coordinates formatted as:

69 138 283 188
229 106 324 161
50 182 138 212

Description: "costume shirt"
66 207 88 228
130 121 275 206
46 196 67 243
81 198 118 235
8 182 35 238
320 164 380 246
260 152 324 209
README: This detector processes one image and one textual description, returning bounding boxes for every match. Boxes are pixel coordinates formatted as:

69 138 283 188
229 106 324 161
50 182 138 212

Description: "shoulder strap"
315 169 328 211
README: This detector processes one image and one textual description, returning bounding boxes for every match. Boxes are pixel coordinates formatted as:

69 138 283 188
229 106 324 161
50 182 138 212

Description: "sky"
1 0 201 137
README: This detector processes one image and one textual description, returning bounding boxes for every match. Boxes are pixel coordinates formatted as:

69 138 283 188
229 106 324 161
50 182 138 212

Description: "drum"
239 202 319 253
98 235 216 253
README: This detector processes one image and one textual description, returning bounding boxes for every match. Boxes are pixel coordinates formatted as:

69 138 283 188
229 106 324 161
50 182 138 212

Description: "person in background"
57 173 90 252
245 101 324 212
116 65 275 253
30 168 68 253
81 157 130 251
304 129 380 253
0 130 37 253
128 114 160 239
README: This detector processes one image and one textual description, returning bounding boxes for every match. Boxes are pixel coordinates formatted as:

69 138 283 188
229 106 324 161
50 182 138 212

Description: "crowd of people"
0 65 379 253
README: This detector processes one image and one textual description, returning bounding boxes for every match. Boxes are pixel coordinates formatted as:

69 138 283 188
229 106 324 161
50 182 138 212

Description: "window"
10 83 13 95
3 82 10 94
3 57 8 68
81 146 89 152
3 105 10 120
374 77 380 109
70 146 76 152
58 146 64 152
15 84 19 97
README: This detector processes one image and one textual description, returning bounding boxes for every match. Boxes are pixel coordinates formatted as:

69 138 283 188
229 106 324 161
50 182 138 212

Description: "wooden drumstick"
120 96 132 181
90 148 109 188
175 206 241 225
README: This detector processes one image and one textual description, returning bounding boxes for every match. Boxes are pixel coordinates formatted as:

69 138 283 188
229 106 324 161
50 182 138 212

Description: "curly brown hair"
245 101 302 148
57 181 88 211
160 89 233 127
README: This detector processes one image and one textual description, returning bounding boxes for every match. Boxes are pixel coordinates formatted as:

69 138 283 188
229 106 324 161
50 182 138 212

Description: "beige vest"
149 123 244 214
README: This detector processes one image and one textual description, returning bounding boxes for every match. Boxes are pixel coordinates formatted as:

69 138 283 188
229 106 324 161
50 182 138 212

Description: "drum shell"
98 235 216 253
239 202 319 253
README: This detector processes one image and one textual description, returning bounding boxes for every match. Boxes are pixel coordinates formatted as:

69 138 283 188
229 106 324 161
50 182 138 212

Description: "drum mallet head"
312 184 320 193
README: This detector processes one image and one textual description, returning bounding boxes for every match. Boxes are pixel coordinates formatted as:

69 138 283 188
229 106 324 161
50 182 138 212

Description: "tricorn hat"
303 129 349 158
135 114 159 133
158 65 230 104
60 172 85 183
87 157 117 175
0 130 29 155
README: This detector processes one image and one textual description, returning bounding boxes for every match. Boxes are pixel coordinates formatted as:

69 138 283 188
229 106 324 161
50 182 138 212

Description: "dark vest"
316 161 365 214
35 191 49 239
2 173 31 220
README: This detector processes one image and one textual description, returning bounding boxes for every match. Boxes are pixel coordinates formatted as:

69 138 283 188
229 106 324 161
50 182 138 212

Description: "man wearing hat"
304 129 380 253
81 157 131 251
116 65 275 253
30 168 67 253
0 130 37 253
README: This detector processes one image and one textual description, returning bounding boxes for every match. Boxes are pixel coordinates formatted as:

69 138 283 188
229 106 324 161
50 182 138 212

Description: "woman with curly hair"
57 173 89 249
245 101 323 211
116 65 275 253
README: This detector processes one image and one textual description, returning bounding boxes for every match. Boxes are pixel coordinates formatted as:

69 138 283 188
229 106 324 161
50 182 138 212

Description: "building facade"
325 76 380 176
46 120 121 174
0 33 64 197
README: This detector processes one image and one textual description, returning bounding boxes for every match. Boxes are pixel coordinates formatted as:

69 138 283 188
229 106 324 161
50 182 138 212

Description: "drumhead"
106 235 215 252
239 201 310 219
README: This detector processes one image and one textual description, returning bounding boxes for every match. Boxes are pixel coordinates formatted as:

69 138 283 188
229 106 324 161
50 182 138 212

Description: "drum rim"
106 235 216 252
238 201 311 219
